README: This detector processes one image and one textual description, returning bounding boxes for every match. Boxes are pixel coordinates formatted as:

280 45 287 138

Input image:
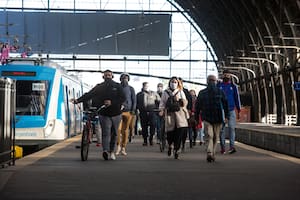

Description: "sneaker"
121 147 127 156
228 147 237 154
110 152 116 160
96 143 101 147
174 151 179 159
181 147 185 153
142 142 147 146
181 144 185 152
167 147 172 156
102 151 109 160
220 148 226 154
116 145 121 155
207 154 215 163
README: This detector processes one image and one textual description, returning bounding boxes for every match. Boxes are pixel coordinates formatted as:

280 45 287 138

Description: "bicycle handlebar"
83 105 107 116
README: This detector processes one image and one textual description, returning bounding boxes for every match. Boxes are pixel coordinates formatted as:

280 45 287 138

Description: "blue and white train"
0 58 90 148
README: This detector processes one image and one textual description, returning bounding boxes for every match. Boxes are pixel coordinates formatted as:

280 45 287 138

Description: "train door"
64 86 70 137
75 90 82 134
72 88 77 136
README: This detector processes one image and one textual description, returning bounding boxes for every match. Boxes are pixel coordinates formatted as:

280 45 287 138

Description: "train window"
15 80 49 116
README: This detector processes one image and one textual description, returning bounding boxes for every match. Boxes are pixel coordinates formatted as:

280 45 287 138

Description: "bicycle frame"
81 107 100 161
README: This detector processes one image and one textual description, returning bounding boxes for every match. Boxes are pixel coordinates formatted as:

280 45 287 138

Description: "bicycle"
155 110 166 152
159 118 166 152
81 106 102 161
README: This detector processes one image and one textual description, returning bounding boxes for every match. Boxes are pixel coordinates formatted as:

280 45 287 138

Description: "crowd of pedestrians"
72 69 240 162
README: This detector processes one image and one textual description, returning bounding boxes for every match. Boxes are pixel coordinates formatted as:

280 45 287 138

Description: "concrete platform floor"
1 135 300 200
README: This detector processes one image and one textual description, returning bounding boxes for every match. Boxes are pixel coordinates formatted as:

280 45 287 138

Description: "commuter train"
0 58 90 149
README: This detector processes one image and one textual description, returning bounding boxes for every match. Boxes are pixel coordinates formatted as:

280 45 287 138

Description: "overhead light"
264 35 300 40
251 51 286 57
263 45 300 51
264 36 274 39
249 44 258 47
284 22 300 27
230 61 259 66
281 36 300 40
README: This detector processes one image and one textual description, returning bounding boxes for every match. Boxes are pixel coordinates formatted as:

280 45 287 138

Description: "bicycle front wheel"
159 122 166 152
81 126 90 161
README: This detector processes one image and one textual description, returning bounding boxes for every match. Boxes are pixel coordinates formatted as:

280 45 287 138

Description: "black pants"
139 111 156 143
167 127 187 151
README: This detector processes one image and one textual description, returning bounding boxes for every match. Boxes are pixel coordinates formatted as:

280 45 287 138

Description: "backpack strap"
166 89 179 97
165 89 172 97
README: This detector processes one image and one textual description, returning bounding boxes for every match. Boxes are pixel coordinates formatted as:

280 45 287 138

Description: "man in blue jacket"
217 70 241 154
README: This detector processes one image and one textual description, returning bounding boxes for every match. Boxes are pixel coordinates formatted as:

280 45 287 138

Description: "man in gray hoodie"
116 73 136 156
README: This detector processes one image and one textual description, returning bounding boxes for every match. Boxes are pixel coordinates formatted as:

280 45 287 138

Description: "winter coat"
195 84 229 124
217 81 241 112
159 88 189 132
76 79 126 117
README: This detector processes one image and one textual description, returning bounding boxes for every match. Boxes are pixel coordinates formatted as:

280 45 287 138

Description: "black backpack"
165 90 180 112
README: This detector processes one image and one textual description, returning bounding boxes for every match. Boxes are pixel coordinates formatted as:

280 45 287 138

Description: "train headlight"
44 120 55 137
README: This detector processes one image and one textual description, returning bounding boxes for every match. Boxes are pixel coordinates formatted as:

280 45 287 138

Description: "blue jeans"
220 110 236 149
198 128 204 142
99 114 122 152
155 114 163 141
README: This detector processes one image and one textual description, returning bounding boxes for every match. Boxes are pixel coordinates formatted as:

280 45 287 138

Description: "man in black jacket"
73 70 126 161
195 75 229 162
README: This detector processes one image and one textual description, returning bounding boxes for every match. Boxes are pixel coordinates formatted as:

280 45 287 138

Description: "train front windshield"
16 80 49 116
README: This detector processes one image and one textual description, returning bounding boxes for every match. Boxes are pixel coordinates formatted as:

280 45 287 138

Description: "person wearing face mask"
159 77 189 159
71 70 126 161
155 83 164 144
157 83 164 97
116 73 136 156
195 75 229 162
188 89 199 146
136 82 161 146
217 70 241 154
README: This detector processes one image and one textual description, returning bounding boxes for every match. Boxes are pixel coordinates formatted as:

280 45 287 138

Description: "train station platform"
1 124 300 200
236 123 300 158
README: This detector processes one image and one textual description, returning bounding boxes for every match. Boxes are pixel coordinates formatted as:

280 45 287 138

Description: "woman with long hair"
159 77 189 159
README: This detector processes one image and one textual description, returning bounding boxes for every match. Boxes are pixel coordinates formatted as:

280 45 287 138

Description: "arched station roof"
175 0 299 64
175 0 300 124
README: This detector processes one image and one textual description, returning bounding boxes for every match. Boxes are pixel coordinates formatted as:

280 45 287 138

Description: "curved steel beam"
263 45 300 51
236 57 280 70
221 66 256 78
